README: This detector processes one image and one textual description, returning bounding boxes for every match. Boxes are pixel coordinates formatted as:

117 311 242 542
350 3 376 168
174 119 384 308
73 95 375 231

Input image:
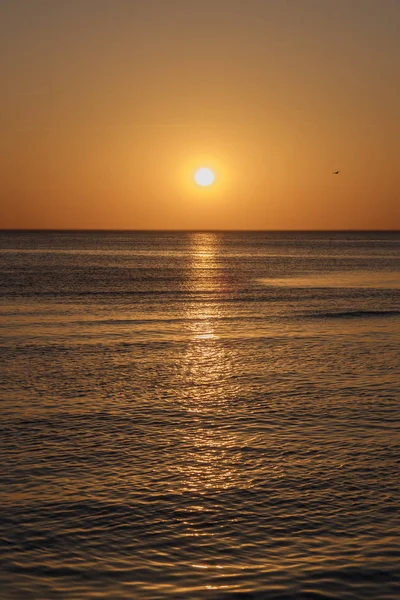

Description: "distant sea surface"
1 230 399 600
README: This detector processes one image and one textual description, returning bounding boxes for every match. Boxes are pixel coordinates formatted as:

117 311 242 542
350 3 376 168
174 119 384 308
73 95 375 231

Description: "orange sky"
0 0 399 230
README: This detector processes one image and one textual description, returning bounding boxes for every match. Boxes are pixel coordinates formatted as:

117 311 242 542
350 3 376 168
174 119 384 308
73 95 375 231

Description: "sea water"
1 230 399 599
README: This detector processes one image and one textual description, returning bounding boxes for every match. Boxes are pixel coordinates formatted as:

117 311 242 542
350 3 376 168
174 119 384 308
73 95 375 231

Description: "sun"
195 167 215 187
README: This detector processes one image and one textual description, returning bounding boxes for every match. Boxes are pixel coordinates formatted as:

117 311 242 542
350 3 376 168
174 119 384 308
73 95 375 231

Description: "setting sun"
194 168 215 187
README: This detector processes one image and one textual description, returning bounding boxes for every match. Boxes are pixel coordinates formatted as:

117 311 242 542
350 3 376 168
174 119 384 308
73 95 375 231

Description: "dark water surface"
1 231 399 599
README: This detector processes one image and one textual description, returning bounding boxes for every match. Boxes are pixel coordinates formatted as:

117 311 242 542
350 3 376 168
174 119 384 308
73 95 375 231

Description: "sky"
0 0 399 230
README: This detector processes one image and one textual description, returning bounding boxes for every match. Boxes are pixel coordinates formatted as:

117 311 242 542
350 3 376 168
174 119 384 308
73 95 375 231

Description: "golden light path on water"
168 234 249 583
177 235 229 580
176 233 239 493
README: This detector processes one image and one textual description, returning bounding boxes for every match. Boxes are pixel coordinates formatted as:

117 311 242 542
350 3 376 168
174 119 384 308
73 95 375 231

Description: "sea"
1 230 399 600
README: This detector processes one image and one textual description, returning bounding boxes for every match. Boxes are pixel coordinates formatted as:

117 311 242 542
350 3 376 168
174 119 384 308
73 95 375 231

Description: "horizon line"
0 228 399 234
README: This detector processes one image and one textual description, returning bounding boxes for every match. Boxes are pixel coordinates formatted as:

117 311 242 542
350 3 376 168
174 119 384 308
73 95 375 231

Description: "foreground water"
1 231 399 599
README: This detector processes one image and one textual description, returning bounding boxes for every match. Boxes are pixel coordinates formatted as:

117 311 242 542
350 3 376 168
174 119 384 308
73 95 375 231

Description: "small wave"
257 271 400 289
304 309 400 319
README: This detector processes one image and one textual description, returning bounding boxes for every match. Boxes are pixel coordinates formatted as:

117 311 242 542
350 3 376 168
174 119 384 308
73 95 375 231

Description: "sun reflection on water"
172 233 244 496
185 232 221 341
180 232 227 412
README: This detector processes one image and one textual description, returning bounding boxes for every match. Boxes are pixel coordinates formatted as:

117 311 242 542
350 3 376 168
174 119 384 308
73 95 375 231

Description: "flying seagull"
333 170 340 174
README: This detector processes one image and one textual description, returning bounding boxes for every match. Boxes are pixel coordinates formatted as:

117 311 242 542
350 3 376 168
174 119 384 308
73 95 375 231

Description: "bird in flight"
333 170 340 174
